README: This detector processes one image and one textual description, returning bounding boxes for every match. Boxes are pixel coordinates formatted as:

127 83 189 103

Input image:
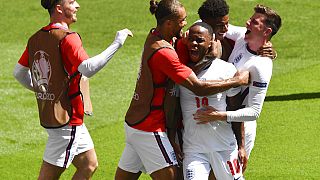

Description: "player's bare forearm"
228 93 244 147
231 122 245 149
167 127 183 163
180 71 249 96
232 122 247 172
167 127 177 144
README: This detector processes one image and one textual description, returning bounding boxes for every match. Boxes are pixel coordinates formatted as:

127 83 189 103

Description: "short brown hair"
41 0 63 15
254 4 282 39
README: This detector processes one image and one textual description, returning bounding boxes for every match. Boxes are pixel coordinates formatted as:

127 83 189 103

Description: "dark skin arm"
167 127 183 166
231 121 247 172
227 93 248 172
175 35 249 96
258 41 277 60
164 80 184 165
179 71 249 97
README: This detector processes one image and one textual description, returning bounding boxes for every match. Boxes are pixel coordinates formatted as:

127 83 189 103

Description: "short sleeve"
226 24 247 41
152 48 192 84
18 47 29 67
60 33 89 69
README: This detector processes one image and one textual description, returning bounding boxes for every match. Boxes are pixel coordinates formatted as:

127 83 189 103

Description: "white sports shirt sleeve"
226 25 273 122
78 29 131 78
13 63 34 91
225 24 247 41
14 37 122 90
14 29 131 90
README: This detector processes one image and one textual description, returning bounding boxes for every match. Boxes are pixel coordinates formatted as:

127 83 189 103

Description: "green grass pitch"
1 0 319 179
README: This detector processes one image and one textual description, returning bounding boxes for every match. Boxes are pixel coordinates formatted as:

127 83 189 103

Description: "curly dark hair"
198 0 229 20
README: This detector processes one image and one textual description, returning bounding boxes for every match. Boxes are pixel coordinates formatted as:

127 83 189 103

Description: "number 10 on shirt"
195 97 209 108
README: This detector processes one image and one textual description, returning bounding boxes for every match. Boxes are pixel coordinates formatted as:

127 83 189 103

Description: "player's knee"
88 160 98 174
80 160 98 177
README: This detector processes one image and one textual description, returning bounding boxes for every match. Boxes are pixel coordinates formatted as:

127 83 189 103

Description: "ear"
207 40 220 58
264 27 272 37
55 4 63 14
206 42 212 56
165 19 173 27
208 39 213 50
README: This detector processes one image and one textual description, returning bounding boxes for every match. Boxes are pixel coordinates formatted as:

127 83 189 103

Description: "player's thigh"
44 124 95 169
127 126 177 174
115 167 142 180
72 148 97 170
118 141 144 174
209 150 243 180
150 165 177 180
183 153 211 180
72 124 97 170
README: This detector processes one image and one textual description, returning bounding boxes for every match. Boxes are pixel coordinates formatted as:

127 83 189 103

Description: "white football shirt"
180 58 240 153
226 24 273 133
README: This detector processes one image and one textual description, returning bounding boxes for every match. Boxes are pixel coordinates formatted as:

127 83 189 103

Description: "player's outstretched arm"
180 71 249 97
78 29 133 78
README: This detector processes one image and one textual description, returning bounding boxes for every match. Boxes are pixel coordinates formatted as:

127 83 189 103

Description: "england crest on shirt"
233 53 243 64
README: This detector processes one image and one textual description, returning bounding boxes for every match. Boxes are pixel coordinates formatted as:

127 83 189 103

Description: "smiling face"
186 25 212 63
170 6 187 39
60 0 80 25
203 15 229 41
244 13 269 44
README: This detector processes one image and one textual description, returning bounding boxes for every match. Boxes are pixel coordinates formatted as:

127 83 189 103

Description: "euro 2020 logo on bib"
32 50 51 93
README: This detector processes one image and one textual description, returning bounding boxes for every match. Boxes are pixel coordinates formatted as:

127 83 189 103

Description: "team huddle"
13 0 281 179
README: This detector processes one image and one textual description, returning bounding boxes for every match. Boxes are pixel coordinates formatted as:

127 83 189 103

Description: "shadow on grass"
265 92 320 102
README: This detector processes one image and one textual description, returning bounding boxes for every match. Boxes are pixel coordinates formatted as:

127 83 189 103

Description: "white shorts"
244 121 257 158
118 123 177 174
43 123 94 168
183 149 243 180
